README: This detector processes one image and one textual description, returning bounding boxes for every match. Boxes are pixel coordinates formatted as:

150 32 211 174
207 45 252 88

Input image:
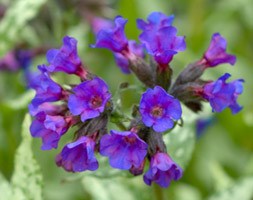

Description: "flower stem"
115 121 127 131
156 65 173 90
153 184 164 200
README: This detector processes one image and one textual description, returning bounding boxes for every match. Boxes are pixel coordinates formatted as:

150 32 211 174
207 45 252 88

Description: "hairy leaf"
0 0 47 55
11 114 43 200
207 177 253 200
0 173 12 200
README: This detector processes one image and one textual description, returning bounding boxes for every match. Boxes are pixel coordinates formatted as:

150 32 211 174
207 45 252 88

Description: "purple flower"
143 152 183 188
0 51 19 71
46 36 87 78
15 50 33 69
139 26 186 67
0 50 32 71
30 112 69 150
68 77 111 122
56 136 98 172
114 40 144 74
91 17 114 34
140 86 182 132
0 49 37 88
114 53 130 73
196 117 215 138
100 130 148 170
29 102 62 117
202 73 244 114
91 16 128 52
91 17 145 74
137 12 185 68
30 65 65 108
129 160 146 176
202 33 236 67
137 12 174 31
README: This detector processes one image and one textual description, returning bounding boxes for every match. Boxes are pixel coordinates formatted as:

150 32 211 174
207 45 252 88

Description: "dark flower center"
90 96 102 108
124 136 136 145
151 106 163 117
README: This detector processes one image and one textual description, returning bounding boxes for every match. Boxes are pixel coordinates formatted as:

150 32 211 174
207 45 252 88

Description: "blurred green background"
0 0 253 199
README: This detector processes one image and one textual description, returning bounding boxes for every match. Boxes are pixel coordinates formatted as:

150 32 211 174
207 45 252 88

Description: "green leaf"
11 114 43 200
207 176 253 200
3 90 35 110
244 155 253 176
82 176 136 200
0 0 47 55
81 156 152 200
0 173 12 200
172 183 202 200
209 161 233 192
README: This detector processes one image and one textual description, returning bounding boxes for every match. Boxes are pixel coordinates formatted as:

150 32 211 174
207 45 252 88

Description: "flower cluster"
29 36 112 165
29 12 244 188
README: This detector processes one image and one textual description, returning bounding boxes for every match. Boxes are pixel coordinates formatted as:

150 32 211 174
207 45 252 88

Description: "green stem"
115 121 127 131
156 65 173 91
153 184 164 200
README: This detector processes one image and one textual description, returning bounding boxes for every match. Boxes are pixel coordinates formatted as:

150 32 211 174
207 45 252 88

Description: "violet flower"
100 130 148 170
196 117 215 138
0 51 20 71
202 73 244 114
68 77 111 122
137 12 186 68
114 40 144 74
0 50 32 71
91 16 145 74
56 136 98 172
30 65 65 108
140 86 182 132
201 33 236 67
30 112 69 150
46 36 87 78
91 17 114 34
137 11 174 31
91 16 128 52
29 102 63 117
143 152 183 188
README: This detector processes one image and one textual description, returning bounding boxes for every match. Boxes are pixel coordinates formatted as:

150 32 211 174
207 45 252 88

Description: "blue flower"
196 117 215 138
202 73 244 114
91 17 145 74
68 77 111 122
201 33 236 67
144 152 183 188
137 12 174 31
137 12 185 68
29 102 62 117
46 36 87 78
30 112 69 150
56 136 98 172
140 86 182 132
30 65 65 108
91 16 128 52
114 40 144 74
90 17 114 34
100 130 148 170
0 50 32 71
